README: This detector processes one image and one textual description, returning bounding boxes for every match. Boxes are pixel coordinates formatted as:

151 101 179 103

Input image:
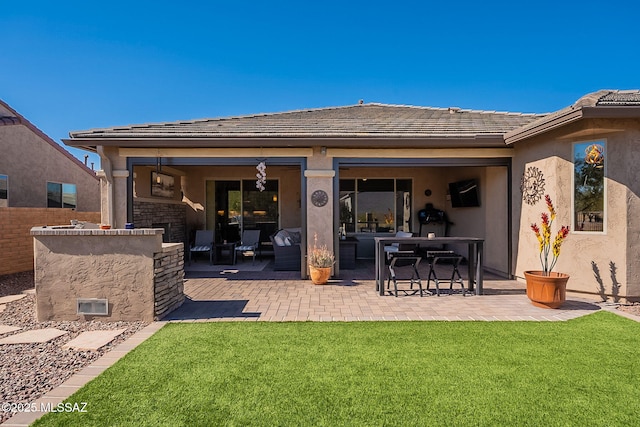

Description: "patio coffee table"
214 242 236 265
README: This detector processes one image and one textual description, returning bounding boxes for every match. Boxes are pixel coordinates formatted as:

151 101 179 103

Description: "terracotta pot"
309 266 331 285
524 271 569 309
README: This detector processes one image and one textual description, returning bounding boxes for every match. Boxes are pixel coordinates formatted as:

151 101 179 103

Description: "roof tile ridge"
363 101 544 116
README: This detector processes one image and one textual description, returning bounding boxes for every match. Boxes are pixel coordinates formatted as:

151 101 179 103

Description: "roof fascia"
64 134 508 150
580 106 640 119
505 105 640 145
504 109 583 145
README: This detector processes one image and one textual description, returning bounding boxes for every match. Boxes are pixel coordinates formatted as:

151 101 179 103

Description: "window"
47 182 77 209
573 141 605 232
0 174 7 207
339 178 412 233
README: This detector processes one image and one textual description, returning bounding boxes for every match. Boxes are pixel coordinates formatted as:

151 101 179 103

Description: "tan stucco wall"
33 229 164 322
513 118 640 301
306 147 334 259
0 124 99 211
98 146 128 228
484 167 509 275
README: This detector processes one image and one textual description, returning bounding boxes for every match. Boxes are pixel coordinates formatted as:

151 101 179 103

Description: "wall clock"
311 190 329 207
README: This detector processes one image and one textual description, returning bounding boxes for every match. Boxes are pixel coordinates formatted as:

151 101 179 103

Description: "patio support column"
97 146 129 229
305 148 336 275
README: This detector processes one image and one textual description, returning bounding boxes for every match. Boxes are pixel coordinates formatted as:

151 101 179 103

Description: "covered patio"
166 260 602 321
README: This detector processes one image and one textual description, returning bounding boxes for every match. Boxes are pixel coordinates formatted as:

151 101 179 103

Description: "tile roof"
69 103 544 140
596 90 640 106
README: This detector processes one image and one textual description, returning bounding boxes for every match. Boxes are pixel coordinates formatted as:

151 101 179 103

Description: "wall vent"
77 298 109 315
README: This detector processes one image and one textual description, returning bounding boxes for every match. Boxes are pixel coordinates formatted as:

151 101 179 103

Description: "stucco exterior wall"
484 167 509 275
513 118 640 301
0 124 99 211
610 122 640 299
306 147 335 271
32 229 165 322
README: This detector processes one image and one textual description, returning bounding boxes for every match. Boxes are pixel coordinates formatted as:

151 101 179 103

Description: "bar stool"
386 252 424 297
425 251 466 296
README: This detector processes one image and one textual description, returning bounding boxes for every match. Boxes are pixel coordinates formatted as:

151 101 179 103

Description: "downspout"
97 146 114 227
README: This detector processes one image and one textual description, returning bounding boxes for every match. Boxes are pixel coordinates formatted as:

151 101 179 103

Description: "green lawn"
35 311 640 426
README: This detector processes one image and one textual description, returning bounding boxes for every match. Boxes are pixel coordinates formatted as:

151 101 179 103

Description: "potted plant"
525 195 570 308
308 233 335 285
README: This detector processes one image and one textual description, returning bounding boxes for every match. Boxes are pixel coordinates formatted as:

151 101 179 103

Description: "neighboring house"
0 100 99 211
63 90 640 302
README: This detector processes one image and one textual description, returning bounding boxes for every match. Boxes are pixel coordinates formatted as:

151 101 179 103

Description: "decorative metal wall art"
521 166 545 205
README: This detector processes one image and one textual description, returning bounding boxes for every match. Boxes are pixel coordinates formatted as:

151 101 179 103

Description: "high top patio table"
375 236 484 296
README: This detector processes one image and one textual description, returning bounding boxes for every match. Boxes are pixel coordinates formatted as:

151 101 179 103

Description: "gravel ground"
617 302 640 316
0 271 35 298
0 272 149 424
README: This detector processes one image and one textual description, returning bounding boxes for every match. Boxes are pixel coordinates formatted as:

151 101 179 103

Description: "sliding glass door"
206 180 279 243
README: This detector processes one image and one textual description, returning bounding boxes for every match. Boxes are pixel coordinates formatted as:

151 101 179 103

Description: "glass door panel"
208 180 279 245
356 179 394 232
212 180 241 243
242 179 278 243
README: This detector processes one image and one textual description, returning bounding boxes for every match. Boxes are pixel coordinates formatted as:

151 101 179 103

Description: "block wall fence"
0 208 101 275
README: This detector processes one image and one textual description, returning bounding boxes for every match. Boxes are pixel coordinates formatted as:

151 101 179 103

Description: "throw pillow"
289 231 302 244
274 235 285 246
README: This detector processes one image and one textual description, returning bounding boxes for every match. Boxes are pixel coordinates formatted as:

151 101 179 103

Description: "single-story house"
63 90 640 302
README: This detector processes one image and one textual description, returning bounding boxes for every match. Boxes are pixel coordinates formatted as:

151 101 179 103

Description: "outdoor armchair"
235 229 261 264
189 230 214 264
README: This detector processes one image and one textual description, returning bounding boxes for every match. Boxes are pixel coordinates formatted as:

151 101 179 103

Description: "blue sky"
2 1 639 169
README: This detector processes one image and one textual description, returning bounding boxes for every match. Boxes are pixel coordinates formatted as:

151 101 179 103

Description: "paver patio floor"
166 261 602 322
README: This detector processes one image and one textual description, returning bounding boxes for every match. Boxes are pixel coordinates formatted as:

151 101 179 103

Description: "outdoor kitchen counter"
30 227 184 322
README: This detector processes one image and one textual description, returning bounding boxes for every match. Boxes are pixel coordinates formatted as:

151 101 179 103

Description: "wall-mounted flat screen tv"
449 179 480 208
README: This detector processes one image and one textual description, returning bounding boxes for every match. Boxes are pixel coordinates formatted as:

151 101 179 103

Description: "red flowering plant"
530 195 570 275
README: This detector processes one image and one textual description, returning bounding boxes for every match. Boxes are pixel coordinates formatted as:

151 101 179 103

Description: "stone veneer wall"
154 243 185 319
133 199 186 243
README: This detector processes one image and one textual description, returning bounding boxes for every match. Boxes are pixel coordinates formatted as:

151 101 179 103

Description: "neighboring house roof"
66 103 544 149
505 90 640 144
0 99 98 178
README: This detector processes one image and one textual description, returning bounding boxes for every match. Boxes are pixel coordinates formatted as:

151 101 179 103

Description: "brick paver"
166 263 603 322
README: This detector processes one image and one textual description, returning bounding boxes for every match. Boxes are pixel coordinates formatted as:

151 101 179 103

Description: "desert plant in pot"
525 195 570 308
308 233 335 285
